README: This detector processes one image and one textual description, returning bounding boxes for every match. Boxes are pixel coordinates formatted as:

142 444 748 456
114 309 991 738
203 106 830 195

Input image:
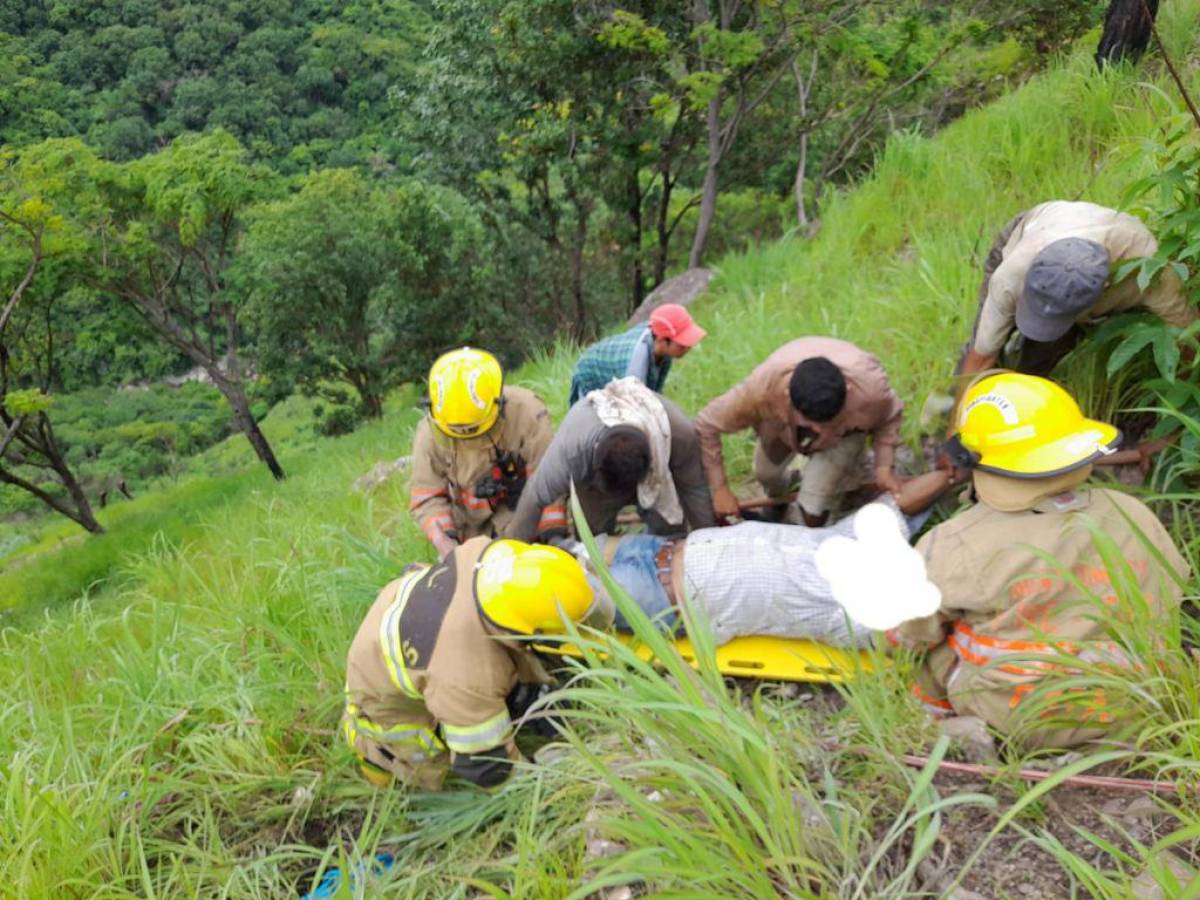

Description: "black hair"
595 426 651 494
788 357 846 422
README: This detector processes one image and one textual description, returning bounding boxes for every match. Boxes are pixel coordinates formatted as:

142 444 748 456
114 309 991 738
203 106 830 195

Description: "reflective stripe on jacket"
409 385 565 545
894 485 1188 749
343 538 551 785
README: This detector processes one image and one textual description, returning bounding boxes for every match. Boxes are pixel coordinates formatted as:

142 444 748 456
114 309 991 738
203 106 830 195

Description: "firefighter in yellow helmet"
342 537 611 789
410 348 567 559
889 373 1188 749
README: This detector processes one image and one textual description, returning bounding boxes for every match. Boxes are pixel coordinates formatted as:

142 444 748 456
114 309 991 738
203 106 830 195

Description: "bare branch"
0 415 24 460
0 223 45 336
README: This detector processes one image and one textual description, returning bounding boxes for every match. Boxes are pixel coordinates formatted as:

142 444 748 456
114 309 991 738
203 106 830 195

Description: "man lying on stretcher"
559 468 961 648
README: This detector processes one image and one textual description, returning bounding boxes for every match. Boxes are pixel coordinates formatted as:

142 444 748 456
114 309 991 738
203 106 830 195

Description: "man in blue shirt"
569 303 706 404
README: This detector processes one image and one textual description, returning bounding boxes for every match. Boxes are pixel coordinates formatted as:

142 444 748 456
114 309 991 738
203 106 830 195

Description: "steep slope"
4 6 1200 895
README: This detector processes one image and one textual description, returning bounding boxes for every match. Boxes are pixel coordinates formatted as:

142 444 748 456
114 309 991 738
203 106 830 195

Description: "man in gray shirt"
575 468 957 648
505 381 715 541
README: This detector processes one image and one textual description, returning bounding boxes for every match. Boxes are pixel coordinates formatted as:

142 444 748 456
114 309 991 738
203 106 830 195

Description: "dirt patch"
925 772 1191 898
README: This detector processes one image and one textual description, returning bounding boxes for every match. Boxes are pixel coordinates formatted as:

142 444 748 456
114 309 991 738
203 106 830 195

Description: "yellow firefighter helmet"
428 347 504 439
474 540 596 635
951 372 1120 477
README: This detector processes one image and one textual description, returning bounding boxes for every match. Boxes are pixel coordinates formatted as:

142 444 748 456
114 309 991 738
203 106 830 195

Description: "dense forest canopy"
0 0 430 169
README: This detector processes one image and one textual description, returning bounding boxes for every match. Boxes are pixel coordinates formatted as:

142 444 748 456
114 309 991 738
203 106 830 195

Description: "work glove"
506 683 564 739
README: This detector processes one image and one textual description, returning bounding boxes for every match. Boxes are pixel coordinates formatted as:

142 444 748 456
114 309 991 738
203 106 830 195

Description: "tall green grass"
4 4 1200 895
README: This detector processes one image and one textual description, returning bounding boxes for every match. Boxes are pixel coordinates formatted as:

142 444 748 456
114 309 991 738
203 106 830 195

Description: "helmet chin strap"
943 433 980 470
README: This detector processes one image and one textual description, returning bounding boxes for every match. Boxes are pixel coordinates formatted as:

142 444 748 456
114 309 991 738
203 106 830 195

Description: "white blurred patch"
814 503 941 631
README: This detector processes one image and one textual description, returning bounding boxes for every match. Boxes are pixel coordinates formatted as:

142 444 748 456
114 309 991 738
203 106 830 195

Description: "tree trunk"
0 465 103 534
0 416 104 534
654 161 674 288
628 168 645 315
212 373 285 481
565 180 591 341
792 54 817 230
569 235 587 342
38 416 103 533
1096 0 1158 68
689 98 723 268
360 386 384 419
793 131 810 230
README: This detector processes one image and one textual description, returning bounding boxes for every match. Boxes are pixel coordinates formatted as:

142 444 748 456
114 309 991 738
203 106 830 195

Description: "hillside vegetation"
4 6 1200 897
0 0 1099 543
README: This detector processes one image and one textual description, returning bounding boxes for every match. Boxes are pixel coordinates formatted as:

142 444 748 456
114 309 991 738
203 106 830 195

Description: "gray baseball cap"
1017 237 1110 342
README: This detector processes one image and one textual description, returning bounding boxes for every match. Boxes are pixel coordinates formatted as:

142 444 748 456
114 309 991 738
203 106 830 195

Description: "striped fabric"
569 325 670 404
441 709 513 755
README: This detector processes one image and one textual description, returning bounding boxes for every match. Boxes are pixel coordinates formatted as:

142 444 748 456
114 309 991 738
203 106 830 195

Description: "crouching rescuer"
342 538 609 789
410 348 567 559
891 373 1189 749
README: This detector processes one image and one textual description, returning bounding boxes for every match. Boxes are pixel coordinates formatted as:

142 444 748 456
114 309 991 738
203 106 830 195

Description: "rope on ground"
897 753 1189 796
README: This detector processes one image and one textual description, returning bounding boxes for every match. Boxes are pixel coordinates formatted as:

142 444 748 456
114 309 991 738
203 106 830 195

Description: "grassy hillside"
5 5 1200 896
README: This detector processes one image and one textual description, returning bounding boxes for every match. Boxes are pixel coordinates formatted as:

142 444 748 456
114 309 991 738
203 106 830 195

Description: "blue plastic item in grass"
300 852 394 898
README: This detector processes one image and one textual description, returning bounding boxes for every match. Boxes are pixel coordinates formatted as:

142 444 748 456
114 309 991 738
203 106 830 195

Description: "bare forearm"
895 469 957 515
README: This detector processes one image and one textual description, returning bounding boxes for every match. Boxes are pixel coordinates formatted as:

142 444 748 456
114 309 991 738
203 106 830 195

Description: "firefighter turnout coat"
890 485 1188 749
342 537 554 789
409 386 567 547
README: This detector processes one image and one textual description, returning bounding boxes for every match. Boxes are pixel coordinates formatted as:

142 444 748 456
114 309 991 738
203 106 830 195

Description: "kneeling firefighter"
891 373 1188 749
410 348 567 559
342 538 611 789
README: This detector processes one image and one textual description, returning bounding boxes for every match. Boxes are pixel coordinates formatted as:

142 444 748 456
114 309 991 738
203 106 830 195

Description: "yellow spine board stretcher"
538 633 874 684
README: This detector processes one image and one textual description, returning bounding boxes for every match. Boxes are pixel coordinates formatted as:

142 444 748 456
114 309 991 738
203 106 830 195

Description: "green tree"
101 132 287 479
10 133 287 480
0 155 103 533
423 0 703 324
239 168 489 421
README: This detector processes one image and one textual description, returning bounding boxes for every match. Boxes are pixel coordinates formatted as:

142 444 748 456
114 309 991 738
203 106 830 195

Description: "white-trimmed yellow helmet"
949 372 1120 477
474 540 595 635
428 347 503 439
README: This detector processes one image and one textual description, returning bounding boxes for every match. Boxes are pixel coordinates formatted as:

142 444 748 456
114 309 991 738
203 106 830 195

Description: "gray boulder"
627 268 713 326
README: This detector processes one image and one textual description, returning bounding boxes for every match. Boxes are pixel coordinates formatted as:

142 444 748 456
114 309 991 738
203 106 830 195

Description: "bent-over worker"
958 200 1197 385
695 337 904 527
342 537 609 789
410 348 566 559
892 373 1189 749
568 303 706 404
506 377 714 541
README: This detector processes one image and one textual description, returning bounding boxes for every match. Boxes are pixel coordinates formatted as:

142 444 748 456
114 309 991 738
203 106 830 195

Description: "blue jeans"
604 535 682 635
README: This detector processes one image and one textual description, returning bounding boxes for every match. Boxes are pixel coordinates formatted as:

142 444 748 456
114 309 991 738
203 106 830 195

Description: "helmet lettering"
963 392 1018 425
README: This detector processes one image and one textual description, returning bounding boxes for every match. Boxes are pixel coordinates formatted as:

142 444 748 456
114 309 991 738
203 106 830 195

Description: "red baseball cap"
649 303 707 348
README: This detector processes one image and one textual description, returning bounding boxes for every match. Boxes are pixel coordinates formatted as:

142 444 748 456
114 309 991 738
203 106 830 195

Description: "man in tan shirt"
342 538 606 789
695 337 904 527
958 200 1197 382
892 373 1188 749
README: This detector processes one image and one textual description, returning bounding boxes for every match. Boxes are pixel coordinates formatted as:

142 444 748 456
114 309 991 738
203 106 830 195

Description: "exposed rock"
584 809 625 864
938 715 998 764
1131 851 1195 900
352 457 410 494
919 391 956 430
1100 794 1163 820
627 268 714 325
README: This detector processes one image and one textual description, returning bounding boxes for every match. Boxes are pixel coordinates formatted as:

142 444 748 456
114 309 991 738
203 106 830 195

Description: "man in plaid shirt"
568 303 706 404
